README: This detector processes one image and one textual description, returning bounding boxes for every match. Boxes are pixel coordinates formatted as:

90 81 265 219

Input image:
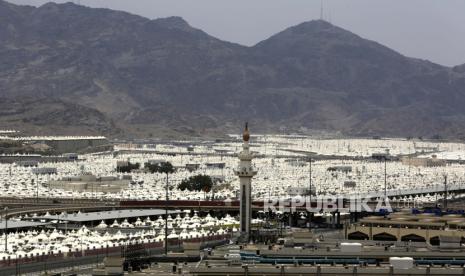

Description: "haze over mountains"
1 0 465 139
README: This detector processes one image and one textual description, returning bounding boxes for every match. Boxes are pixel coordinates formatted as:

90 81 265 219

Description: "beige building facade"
347 212 465 244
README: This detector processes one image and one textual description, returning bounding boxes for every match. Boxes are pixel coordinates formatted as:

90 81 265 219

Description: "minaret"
235 122 257 241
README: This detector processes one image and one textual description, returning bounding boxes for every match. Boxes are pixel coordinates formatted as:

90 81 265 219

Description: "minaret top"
243 122 250 142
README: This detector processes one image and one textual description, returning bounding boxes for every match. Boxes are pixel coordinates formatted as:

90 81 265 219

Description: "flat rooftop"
188 265 465 276
0 220 49 230
34 209 181 222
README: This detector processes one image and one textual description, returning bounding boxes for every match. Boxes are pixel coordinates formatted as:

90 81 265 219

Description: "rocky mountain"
1 0 465 139
454 64 465 73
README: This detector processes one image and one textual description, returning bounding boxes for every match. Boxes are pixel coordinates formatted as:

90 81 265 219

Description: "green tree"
178 174 213 193
145 162 175 175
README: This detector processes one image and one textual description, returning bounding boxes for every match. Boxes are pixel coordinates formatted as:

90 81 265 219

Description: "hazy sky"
9 0 465 66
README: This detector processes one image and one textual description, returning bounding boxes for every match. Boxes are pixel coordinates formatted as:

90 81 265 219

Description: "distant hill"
1 0 465 139
454 64 465 73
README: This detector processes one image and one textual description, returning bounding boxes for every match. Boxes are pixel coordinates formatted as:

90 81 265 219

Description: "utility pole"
165 173 169 255
34 176 38 202
384 158 387 199
4 207 8 253
211 178 217 201
309 157 313 202
64 212 68 233
31 173 39 203
153 162 174 256
308 157 313 231
444 174 448 210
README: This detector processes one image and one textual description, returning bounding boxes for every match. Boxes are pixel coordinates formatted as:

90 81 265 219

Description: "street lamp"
4 207 8 253
63 211 68 233
151 161 175 256
165 172 169 255
384 157 387 199
307 157 313 231
308 157 313 202
33 173 39 202
444 174 448 210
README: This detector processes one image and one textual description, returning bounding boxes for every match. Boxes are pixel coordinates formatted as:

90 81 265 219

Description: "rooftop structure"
186 163 200 172
0 154 75 164
47 174 131 193
371 152 394 161
205 162 226 169
401 156 446 167
31 167 58 175
16 160 39 167
0 221 49 232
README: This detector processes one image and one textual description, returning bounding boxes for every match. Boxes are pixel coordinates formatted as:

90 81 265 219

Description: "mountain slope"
1 0 464 139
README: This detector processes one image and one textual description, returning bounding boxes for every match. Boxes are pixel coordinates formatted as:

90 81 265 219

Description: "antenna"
320 0 324 20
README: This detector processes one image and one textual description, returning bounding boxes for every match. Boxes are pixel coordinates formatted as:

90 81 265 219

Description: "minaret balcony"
234 167 257 177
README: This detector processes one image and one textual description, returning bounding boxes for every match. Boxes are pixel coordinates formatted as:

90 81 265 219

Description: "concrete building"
0 154 75 164
290 231 314 245
327 166 352 173
347 212 465 244
344 181 357 188
285 159 307 167
234 123 257 242
63 153 78 160
0 154 42 164
0 221 49 234
185 163 200 172
32 167 58 175
16 160 39 167
47 174 131 193
286 187 314 197
205 162 226 169
372 152 393 161
147 159 165 165
9 136 112 154
401 156 446 167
